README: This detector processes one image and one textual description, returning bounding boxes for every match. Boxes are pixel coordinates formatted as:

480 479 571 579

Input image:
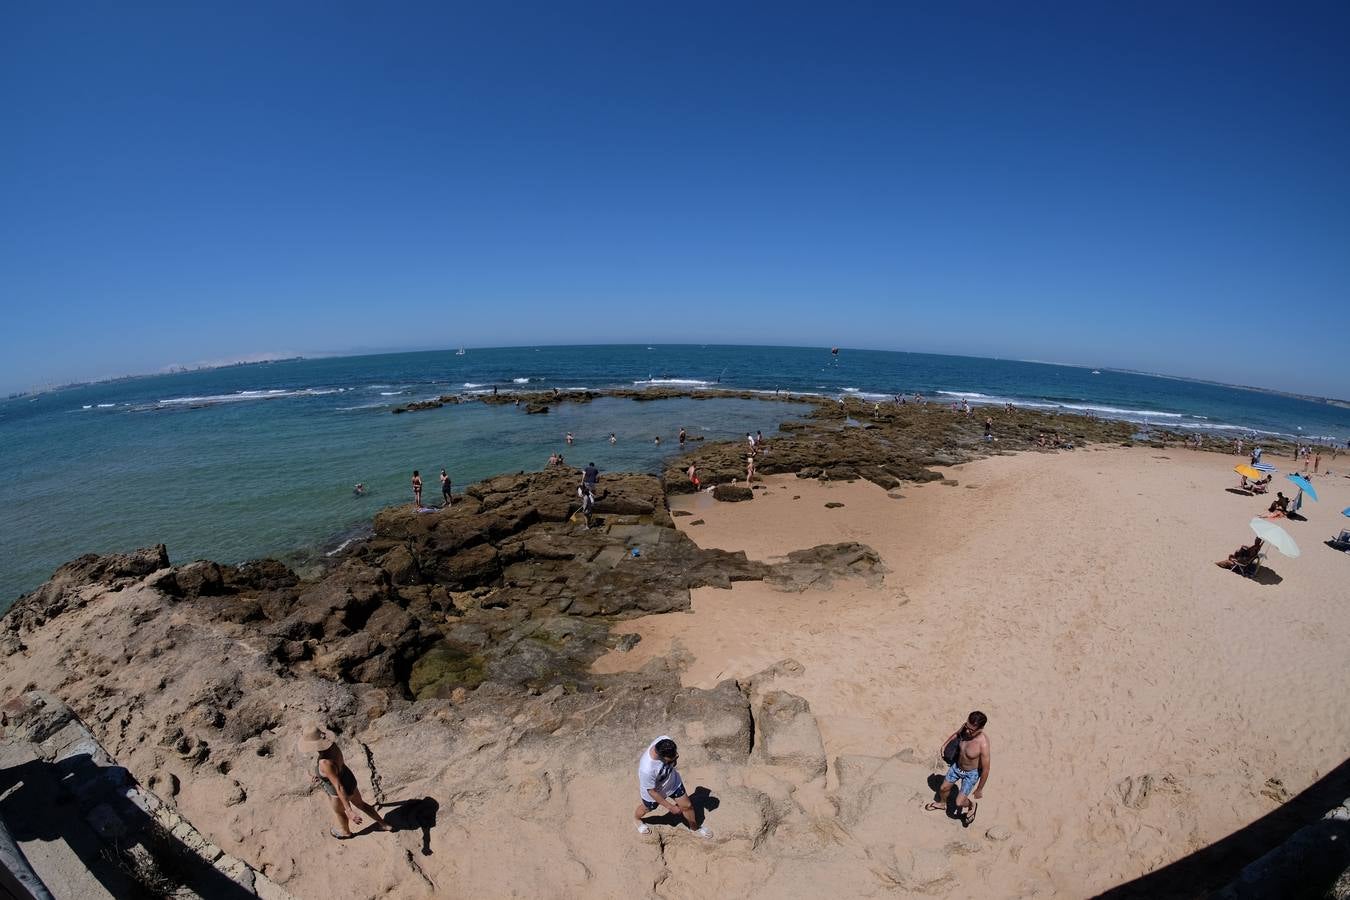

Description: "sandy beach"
595 446 1350 896
4 440 1347 899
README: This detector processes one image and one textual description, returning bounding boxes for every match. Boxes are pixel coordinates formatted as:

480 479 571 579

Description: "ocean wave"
154 388 338 407
842 387 859 392
335 402 390 411
936 391 989 399
633 378 711 386
512 377 531 384
81 405 92 409
97 403 116 408
1052 402 1183 418
326 538 356 557
463 382 486 388
379 391 404 396
634 377 718 388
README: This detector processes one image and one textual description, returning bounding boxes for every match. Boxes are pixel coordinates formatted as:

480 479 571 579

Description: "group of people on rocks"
300 710 993 842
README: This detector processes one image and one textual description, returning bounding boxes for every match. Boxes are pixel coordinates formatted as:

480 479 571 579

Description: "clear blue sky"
3 2 1347 397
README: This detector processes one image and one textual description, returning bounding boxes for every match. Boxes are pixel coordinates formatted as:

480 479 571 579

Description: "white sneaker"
636 823 651 835
695 825 714 839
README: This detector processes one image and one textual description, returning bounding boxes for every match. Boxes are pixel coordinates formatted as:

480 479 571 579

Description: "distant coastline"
8 356 306 400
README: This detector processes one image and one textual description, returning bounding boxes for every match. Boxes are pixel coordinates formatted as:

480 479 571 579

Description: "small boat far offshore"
456 348 466 356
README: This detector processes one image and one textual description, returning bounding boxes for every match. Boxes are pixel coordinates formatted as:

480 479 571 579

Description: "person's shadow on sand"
380 797 439 856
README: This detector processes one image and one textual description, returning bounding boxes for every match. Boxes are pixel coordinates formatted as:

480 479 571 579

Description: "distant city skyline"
4 3 1347 398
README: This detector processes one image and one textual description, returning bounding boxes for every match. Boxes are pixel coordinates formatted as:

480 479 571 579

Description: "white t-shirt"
637 735 684 803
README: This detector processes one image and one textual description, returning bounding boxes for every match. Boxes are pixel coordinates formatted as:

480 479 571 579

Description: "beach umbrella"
1249 517 1300 558
1252 462 1277 474
1343 507 1350 518
1286 474 1318 501
1234 464 1262 480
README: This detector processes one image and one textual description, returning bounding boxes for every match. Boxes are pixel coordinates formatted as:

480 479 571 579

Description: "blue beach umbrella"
1343 507 1350 518
1286 474 1318 501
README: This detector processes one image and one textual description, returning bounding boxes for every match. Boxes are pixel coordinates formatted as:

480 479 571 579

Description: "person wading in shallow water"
926 711 991 825
299 725 393 840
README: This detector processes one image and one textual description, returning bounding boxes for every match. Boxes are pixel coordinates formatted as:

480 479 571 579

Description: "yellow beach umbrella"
1234 464 1262 480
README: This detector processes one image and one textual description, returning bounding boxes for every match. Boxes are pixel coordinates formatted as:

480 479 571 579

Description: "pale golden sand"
595 447 1350 896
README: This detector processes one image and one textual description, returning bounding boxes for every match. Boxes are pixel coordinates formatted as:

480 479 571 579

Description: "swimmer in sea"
353 483 365 496
609 433 617 445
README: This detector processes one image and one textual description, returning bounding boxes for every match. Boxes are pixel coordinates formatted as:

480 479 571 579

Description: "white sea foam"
513 377 531 384
463 382 486 388
326 538 356 557
155 388 337 406
379 391 404 396
1054 402 1182 418
842 387 859 392
633 378 712 386
82 405 92 409
936 391 989 399
97 403 116 408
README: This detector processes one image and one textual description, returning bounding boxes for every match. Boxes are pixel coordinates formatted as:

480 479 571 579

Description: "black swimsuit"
316 758 358 797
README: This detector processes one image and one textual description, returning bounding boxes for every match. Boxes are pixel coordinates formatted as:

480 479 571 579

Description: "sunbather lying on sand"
1260 493 1290 519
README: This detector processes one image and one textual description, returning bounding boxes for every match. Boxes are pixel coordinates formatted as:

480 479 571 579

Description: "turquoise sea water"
2 345 1346 608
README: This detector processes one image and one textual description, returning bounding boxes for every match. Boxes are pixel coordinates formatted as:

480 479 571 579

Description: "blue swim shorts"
944 763 980 797
642 785 687 812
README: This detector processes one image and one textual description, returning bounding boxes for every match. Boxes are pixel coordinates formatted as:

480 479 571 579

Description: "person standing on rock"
299 725 393 840
411 470 422 508
634 736 712 839
927 711 990 825
983 417 994 442
745 452 756 483
582 461 599 495
440 469 453 508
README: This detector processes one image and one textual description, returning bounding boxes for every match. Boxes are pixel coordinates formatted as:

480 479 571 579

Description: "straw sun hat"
296 724 335 754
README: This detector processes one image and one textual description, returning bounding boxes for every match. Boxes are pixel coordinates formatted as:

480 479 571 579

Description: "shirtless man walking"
927 711 990 825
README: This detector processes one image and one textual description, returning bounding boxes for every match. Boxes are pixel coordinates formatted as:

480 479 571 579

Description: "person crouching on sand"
299 725 392 840
634 736 712 839
927 711 990 825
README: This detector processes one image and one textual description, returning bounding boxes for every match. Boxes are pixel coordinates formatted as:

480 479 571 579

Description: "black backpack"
942 729 962 765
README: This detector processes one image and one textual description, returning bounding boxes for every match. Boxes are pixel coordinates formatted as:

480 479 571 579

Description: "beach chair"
1331 530 1350 551
1237 551 1267 578
1224 551 1265 578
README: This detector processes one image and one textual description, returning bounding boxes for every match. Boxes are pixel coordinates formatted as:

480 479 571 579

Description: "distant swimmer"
353 483 366 497
565 431 574 445
609 432 617 445
653 435 661 446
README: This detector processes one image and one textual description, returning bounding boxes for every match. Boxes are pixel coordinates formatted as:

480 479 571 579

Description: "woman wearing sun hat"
298 724 392 839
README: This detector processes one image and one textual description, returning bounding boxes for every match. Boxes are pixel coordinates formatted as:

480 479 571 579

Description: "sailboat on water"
455 348 466 356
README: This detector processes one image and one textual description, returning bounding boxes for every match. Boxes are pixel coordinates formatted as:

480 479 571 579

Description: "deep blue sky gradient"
3 2 1348 396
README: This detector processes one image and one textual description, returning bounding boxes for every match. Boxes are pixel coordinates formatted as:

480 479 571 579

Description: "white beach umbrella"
1249 517 1300 558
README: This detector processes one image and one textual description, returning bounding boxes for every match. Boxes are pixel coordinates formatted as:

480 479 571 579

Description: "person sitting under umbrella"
1261 492 1290 519
1216 537 1263 572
